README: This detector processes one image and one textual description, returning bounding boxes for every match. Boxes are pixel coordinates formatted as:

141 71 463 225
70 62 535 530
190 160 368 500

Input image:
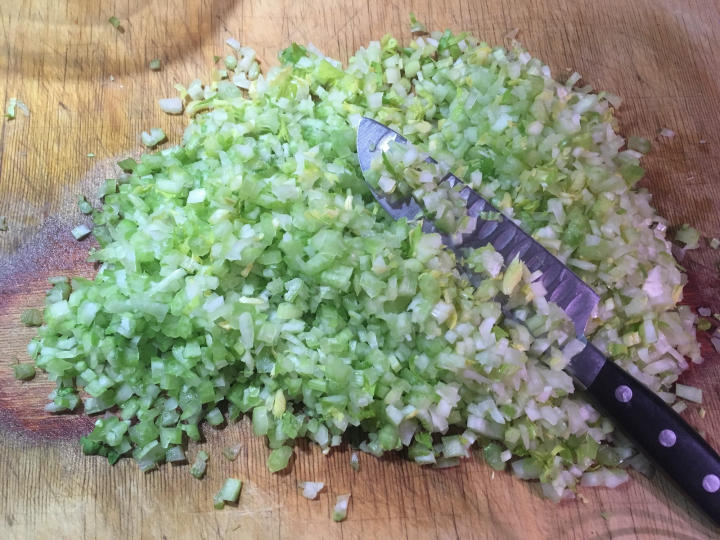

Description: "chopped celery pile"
24 23 701 502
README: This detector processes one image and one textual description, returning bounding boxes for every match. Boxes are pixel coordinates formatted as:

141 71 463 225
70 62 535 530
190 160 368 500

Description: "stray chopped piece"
409 13 427 34
627 136 650 154
298 481 324 499
149 59 162 71
214 478 242 509
675 224 700 249
672 401 688 414
158 98 183 115
21 308 43 327
0 216 7 231
226 37 241 51
711 331 720 353
658 128 675 139
71 224 92 240
710 238 720 249
5 98 27 119
697 318 711 331
332 493 351 522
350 452 359 471
190 450 208 479
108 16 124 32
676 383 702 404
78 196 93 215
267 446 293 473
222 444 241 461
503 27 519 41
698 307 712 317
117 157 137 172
141 128 166 148
13 363 36 380
224 55 238 70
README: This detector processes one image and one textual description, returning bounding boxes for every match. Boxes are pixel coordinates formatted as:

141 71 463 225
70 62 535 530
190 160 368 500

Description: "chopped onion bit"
5 98 28 120
698 307 711 317
159 98 183 115
226 37 241 51
299 481 325 499
676 383 702 404
140 128 167 148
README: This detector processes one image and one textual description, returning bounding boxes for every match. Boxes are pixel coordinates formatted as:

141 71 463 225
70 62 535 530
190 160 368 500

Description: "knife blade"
356 116 720 523
356 116 603 386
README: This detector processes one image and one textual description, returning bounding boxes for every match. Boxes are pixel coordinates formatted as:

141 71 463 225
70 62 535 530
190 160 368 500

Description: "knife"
357 116 720 524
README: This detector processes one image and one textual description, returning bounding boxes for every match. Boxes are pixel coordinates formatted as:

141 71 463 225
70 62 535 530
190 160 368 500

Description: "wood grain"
1 0 720 538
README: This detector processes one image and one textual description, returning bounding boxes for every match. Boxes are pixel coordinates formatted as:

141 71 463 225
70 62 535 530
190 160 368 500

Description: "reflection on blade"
356 116 599 335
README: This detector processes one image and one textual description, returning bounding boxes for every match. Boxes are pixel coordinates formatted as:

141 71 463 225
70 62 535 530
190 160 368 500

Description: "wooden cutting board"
1 1 720 538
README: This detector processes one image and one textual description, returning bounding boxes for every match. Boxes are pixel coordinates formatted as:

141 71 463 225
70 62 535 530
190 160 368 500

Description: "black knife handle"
583 345 720 524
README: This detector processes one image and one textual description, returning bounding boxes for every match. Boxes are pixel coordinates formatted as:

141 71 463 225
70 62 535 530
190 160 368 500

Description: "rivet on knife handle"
574 343 720 524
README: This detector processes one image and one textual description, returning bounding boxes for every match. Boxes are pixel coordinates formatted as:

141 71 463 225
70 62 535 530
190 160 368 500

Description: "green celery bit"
218 478 242 502
13 363 36 380
20 308 43 327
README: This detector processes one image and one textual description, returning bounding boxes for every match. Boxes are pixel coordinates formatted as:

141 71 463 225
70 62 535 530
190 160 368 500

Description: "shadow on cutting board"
2 0 236 81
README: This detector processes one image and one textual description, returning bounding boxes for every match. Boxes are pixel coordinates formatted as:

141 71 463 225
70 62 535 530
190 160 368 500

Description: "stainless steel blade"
357 116 599 336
